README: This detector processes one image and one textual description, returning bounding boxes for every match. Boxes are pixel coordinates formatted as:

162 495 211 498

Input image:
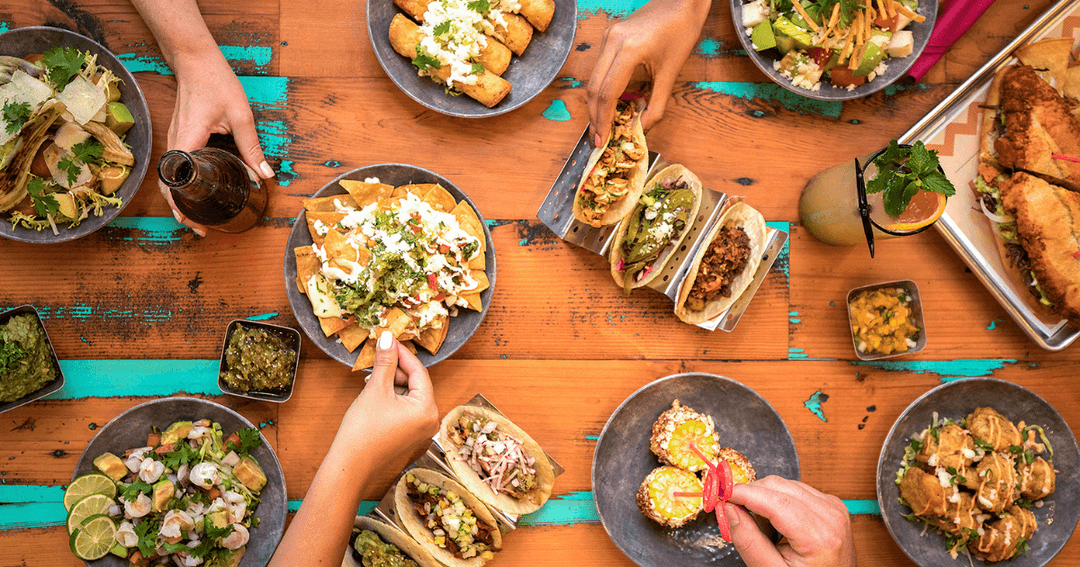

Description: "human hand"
586 0 712 147
163 50 274 236
725 476 856 567
335 331 440 465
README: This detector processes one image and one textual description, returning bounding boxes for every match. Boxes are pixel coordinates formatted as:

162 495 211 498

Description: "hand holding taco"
573 98 649 227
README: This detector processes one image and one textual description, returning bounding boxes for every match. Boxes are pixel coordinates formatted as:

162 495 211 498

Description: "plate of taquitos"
438 405 556 515
368 0 576 116
674 201 767 325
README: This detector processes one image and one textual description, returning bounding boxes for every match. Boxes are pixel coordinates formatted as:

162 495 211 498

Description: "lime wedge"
64 473 117 511
66 494 115 535
68 514 117 561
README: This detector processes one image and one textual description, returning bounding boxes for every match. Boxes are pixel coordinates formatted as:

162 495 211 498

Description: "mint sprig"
866 140 956 218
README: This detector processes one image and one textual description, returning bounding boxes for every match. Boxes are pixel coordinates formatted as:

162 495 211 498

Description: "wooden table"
2 0 1077 565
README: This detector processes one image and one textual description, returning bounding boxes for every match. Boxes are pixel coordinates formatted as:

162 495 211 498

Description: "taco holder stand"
536 128 788 332
367 394 565 542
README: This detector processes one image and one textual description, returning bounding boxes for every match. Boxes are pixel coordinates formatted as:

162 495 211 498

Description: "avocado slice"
104 102 134 136
109 542 128 558
93 453 128 481
161 421 193 446
100 164 130 195
152 479 175 512
751 21 776 52
207 510 229 530
233 456 267 492
772 17 813 51
853 42 885 77
53 193 77 220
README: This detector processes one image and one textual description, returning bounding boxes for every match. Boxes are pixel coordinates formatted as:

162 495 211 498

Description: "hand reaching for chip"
725 476 857 567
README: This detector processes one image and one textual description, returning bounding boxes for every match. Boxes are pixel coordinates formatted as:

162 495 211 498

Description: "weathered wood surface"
2 0 1078 565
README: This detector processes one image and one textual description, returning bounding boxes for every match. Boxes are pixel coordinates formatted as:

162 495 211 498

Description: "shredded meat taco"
573 98 649 227
394 468 502 567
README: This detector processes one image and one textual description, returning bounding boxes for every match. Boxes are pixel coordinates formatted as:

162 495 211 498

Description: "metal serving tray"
369 394 565 539
901 0 1080 350
537 129 788 331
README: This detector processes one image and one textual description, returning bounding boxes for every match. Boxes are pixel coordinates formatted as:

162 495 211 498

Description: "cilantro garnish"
2 101 31 135
26 177 60 217
42 46 87 88
471 62 485 75
56 140 103 186
161 441 200 469
433 21 451 35
225 427 262 456
468 0 490 12
119 479 153 502
0 332 27 372
865 140 956 218
412 45 442 71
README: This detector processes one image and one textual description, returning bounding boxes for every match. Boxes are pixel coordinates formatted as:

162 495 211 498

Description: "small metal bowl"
847 280 927 361
218 319 301 403
0 305 65 414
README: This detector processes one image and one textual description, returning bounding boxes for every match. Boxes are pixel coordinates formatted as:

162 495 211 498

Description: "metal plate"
876 378 1080 567
367 0 577 117
903 0 1079 350
217 319 302 403
0 304 64 414
0 27 151 243
538 130 788 332
728 0 937 101
845 279 927 361
72 397 287 567
283 164 497 370
592 373 800 567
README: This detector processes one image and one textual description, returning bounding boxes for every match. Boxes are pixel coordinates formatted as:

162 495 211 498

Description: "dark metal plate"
728 1 937 100
367 0 577 117
0 26 151 243
592 372 800 567
217 319 302 403
72 397 287 567
0 304 64 414
283 164 497 370
876 378 1080 567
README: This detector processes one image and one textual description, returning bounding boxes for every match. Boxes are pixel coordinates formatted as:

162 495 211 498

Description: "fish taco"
345 516 440 567
394 468 502 567
439 405 555 515
609 164 703 294
674 201 766 324
573 98 649 227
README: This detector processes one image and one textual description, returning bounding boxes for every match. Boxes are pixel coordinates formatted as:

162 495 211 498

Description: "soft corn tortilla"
438 405 555 515
344 516 440 567
609 164 703 291
674 202 766 324
572 98 649 227
394 468 502 567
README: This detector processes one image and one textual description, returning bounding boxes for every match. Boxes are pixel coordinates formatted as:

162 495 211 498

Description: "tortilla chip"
303 193 356 212
323 229 361 267
319 315 350 337
415 317 449 354
400 184 438 198
294 247 320 293
305 212 346 247
402 340 418 354
340 180 395 207
461 291 483 312
470 271 490 294
469 251 486 270
451 201 484 240
420 184 457 211
1017 38 1072 91
354 340 377 371
338 323 367 352
1064 66 1080 99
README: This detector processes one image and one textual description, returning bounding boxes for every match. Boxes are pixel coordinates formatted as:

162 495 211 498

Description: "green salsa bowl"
0 305 65 414
217 319 302 403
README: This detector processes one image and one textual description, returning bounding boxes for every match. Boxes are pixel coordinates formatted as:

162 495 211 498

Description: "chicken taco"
609 164 703 294
674 201 766 324
345 516 440 567
438 405 555 515
573 98 649 227
394 468 502 567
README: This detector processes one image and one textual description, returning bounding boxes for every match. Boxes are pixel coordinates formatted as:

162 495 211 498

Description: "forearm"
129 0 225 75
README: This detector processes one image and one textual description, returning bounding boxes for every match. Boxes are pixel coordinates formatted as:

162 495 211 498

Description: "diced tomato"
874 13 898 30
808 47 830 68
434 292 446 302
427 274 438 290
439 244 450 254
154 443 175 455
409 224 422 234
208 487 221 500
224 433 241 452
829 67 866 88
146 433 161 447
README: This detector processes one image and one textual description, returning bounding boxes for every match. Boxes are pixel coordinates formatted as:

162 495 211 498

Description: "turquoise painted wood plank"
48 359 221 399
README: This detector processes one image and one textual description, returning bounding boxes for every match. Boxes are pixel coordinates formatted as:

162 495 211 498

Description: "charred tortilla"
438 405 555 515
674 202 766 324
573 98 649 227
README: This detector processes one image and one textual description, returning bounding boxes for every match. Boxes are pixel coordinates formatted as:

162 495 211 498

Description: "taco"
674 201 766 324
439 405 555 515
394 468 502 567
609 164 703 294
345 516 440 567
572 98 649 227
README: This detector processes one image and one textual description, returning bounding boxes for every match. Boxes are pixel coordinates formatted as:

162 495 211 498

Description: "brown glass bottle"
157 147 268 233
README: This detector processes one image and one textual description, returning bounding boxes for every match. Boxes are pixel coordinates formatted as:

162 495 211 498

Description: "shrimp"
187 425 211 441
219 523 249 550
160 510 195 541
124 447 152 473
123 492 152 519
138 458 166 484
223 491 247 524
114 521 138 548
188 462 220 489
175 548 204 566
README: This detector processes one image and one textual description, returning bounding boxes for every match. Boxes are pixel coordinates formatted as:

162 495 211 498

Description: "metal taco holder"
367 394 565 541
536 127 788 332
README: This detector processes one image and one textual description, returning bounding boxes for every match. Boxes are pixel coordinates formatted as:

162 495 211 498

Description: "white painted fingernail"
259 161 274 179
378 331 393 350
